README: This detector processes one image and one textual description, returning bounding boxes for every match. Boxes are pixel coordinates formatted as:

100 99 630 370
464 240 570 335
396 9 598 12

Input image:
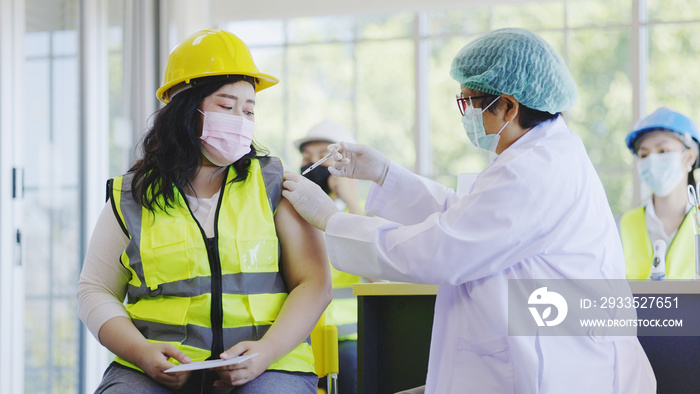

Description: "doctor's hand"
282 172 340 231
328 142 390 186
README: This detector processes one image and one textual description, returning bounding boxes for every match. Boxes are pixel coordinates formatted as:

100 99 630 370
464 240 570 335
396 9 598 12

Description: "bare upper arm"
274 198 331 291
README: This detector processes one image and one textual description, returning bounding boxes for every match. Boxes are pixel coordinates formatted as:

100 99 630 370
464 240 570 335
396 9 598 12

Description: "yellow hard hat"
156 29 279 103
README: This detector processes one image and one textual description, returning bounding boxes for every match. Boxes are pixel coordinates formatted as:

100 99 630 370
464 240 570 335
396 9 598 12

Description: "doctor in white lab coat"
282 28 656 393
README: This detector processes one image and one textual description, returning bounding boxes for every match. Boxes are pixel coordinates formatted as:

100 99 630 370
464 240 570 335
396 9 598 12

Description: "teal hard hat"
625 107 700 153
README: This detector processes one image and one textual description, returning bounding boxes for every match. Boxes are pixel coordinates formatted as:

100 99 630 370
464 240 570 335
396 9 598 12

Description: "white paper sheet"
164 353 258 373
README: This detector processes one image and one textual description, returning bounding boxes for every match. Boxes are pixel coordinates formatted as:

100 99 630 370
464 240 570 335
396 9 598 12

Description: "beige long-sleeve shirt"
77 192 219 341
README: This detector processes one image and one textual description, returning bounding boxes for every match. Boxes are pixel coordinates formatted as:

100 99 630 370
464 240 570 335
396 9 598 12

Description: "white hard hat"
293 120 356 151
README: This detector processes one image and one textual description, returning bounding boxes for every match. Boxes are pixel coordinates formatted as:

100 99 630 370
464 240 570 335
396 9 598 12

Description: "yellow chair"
311 313 339 394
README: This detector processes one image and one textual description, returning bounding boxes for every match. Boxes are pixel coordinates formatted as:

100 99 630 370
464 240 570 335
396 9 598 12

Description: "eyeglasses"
456 94 489 116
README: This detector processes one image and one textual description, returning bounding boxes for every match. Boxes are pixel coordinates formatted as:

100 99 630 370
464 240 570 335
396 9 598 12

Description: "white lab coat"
325 116 656 393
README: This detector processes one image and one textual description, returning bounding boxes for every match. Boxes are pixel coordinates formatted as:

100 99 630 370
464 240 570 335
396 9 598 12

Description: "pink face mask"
198 110 255 166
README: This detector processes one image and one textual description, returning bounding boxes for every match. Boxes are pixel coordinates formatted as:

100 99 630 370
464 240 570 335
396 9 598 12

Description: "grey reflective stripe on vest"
259 156 283 212
331 287 355 299
116 159 287 303
118 173 147 286
133 319 269 350
126 272 287 301
114 159 296 353
257 156 283 261
132 319 310 349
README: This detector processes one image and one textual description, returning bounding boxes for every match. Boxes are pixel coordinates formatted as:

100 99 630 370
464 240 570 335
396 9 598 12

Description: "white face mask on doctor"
459 95 510 164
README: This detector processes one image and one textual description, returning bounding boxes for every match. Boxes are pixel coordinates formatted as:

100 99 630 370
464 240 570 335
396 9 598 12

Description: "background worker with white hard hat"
78 29 330 393
294 120 365 394
295 120 364 216
620 107 700 280
281 27 656 393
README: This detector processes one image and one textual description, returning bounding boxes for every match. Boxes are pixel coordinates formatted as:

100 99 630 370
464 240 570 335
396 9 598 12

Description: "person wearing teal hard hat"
620 107 700 280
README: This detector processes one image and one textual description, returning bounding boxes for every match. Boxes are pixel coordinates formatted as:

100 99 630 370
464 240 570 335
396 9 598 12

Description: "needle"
302 150 336 175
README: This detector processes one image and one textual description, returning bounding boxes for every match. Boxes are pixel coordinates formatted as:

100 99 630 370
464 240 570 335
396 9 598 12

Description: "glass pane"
537 31 565 61
53 299 79 368
23 58 52 298
567 28 633 216
107 0 125 28
24 59 51 187
224 20 285 46
248 47 286 160
647 0 700 22
25 31 50 57
357 12 414 40
52 194 80 297
287 16 354 43
429 35 487 177
26 0 78 32
23 196 51 296
24 25 80 393
647 23 700 119
108 33 130 177
492 2 565 30
107 1 133 178
567 0 632 27
427 8 490 36
24 300 49 393
52 30 78 56
53 57 80 186
356 40 415 169
433 174 458 190
285 43 355 167
599 170 635 220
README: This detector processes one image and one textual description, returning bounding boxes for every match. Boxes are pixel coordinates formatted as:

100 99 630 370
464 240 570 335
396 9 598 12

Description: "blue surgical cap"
450 28 578 114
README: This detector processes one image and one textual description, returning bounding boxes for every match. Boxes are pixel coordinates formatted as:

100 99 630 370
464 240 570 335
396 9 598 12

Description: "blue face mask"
461 97 509 163
637 152 686 197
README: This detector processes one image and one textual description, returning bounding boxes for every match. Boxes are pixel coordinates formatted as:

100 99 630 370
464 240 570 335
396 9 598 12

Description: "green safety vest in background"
619 206 696 279
107 157 315 374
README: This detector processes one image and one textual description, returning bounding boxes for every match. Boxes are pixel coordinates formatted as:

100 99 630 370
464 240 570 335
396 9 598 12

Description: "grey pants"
94 362 318 394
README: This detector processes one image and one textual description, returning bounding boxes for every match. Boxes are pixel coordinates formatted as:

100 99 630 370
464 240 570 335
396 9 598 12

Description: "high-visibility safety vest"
326 267 361 341
620 206 696 279
106 157 315 373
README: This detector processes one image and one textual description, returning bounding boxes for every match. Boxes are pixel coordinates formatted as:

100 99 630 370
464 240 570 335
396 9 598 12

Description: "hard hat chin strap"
166 82 192 101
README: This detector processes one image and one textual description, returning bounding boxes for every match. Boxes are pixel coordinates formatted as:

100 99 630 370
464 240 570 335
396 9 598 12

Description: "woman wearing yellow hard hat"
78 29 331 393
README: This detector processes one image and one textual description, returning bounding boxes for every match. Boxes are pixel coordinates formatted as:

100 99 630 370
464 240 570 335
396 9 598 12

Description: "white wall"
210 0 529 21
161 0 531 43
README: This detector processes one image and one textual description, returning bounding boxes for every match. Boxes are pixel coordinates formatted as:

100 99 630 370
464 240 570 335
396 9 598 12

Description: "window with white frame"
24 0 81 391
224 0 700 217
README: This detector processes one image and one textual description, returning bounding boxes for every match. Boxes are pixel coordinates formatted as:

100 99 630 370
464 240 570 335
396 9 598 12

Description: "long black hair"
129 75 268 211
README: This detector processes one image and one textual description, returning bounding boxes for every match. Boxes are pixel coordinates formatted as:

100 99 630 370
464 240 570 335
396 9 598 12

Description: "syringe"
302 149 337 175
